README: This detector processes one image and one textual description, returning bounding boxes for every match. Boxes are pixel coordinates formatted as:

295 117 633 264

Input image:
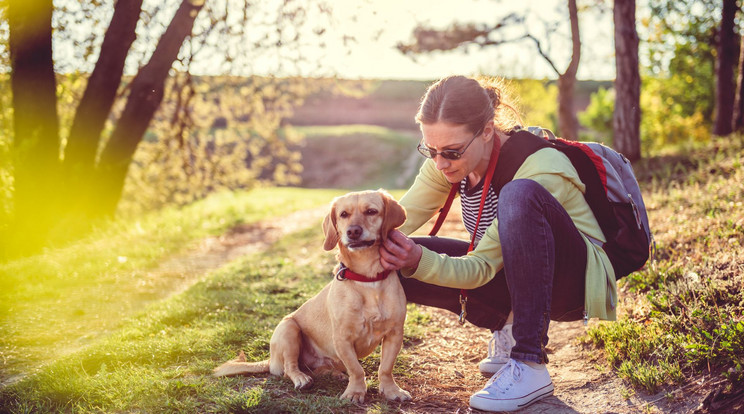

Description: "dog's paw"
340 387 366 404
331 370 348 382
381 386 412 402
290 372 314 390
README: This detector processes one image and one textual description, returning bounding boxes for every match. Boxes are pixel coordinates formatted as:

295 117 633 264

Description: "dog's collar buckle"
336 263 390 282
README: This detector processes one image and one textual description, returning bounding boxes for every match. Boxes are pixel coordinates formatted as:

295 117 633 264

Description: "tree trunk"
557 0 581 140
7 0 60 254
733 31 744 131
63 0 143 182
95 0 205 216
713 0 738 136
613 0 641 162
557 73 578 139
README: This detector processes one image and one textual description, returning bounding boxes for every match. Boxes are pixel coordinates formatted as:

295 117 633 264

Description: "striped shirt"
459 178 498 246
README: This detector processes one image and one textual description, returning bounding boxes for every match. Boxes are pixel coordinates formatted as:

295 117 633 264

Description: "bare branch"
524 33 561 76
397 13 524 56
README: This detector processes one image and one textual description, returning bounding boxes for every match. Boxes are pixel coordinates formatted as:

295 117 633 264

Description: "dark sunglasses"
417 128 483 160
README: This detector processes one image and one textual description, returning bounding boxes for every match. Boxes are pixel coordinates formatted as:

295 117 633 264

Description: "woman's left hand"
379 230 423 271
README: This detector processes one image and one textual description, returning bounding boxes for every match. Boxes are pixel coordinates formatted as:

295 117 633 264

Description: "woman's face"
420 122 491 184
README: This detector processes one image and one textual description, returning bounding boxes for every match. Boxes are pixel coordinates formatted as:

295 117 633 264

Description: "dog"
213 189 411 403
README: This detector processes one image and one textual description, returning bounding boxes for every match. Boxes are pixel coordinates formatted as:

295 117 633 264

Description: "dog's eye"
339 211 349 218
364 209 378 216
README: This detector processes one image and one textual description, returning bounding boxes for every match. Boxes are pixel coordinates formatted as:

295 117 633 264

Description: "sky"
314 0 617 80
49 0 619 81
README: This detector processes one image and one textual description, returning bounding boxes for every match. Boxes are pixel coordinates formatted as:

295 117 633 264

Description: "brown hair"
415 75 522 134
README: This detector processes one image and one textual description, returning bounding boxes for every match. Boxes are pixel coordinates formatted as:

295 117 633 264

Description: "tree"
62 0 143 215
7 0 203 254
7 0 61 252
613 0 641 161
644 0 734 134
95 0 205 215
396 0 583 140
538 0 581 140
733 34 744 131
712 0 739 136
3 0 334 257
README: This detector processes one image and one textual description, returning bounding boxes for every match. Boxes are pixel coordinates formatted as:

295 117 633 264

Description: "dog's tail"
213 350 271 377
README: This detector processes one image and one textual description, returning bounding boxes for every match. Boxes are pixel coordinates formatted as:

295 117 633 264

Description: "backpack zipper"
629 193 642 229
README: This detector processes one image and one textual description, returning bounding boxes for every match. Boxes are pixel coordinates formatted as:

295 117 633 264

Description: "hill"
288 78 611 131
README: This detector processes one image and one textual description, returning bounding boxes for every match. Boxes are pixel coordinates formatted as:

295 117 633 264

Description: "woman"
379 75 617 412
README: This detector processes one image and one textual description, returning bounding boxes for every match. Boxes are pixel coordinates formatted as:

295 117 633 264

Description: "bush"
578 86 614 144
578 76 713 154
510 79 558 131
640 76 711 152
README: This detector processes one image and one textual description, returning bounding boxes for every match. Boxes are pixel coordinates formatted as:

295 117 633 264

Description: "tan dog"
213 190 411 403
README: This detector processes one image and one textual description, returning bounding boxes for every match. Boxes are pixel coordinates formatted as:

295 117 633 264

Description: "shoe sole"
469 382 555 412
517 383 554 408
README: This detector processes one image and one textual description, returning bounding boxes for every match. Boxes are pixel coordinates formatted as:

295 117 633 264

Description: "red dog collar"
335 263 390 282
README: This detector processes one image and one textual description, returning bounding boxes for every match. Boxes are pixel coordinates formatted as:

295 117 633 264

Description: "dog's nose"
346 225 362 240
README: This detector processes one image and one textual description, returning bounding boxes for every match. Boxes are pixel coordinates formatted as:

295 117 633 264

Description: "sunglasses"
417 128 483 160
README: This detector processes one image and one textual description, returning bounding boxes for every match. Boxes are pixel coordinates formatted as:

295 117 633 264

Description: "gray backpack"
493 126 653 278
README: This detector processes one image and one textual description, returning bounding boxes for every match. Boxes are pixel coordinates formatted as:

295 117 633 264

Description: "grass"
287 124 421 190
583 133 744 394
0 199 425 413
0 187 345 383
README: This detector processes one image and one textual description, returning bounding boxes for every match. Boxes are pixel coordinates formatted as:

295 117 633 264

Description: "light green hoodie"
398 147 617 321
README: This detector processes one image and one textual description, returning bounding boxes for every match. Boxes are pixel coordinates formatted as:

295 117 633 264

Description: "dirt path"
159 204 707 413
387 206 705 413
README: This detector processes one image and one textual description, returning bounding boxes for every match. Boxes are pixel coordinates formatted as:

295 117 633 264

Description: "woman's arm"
397 159 453 236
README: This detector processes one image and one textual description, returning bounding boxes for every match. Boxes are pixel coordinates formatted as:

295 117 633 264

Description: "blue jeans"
399 179 586 364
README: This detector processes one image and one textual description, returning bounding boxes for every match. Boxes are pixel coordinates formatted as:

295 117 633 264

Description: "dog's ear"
322 205 339 251
380 190 407 243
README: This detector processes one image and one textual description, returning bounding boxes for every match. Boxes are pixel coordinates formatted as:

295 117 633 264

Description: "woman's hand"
380 230 423 272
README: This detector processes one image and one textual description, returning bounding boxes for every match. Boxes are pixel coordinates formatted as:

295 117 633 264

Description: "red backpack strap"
429 183 459 236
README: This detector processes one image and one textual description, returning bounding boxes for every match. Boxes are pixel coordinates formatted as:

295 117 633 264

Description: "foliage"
577 86 614 143
642 0 720 78
640 0 717 124
118 75 327 215
509 79 559 132
578 76 712 153
586 133 744 393
640 76 711 152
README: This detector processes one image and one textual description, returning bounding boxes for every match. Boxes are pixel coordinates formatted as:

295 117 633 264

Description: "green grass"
287 125 421 190
583 133 744 394
0 203 425 413
290 124 413 140
0 187 345 383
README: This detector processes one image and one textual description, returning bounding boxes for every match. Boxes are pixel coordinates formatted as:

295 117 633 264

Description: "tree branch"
64 0 143 174
397 13 524 56
524 33 561 76
96 0 206 215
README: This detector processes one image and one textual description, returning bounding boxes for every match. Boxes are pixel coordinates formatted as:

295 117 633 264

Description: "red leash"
428 137 502 324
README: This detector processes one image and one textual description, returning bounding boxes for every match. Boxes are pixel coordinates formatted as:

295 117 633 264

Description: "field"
1 124 742 412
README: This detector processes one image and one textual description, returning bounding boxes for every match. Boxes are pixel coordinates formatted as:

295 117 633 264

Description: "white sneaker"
478 324 515 376
469 359 554 412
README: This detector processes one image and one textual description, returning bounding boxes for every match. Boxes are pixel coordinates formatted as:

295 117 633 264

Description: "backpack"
491 126 653 279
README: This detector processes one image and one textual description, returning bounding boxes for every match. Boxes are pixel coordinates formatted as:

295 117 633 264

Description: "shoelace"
487 360 523 391
486 329 511 358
